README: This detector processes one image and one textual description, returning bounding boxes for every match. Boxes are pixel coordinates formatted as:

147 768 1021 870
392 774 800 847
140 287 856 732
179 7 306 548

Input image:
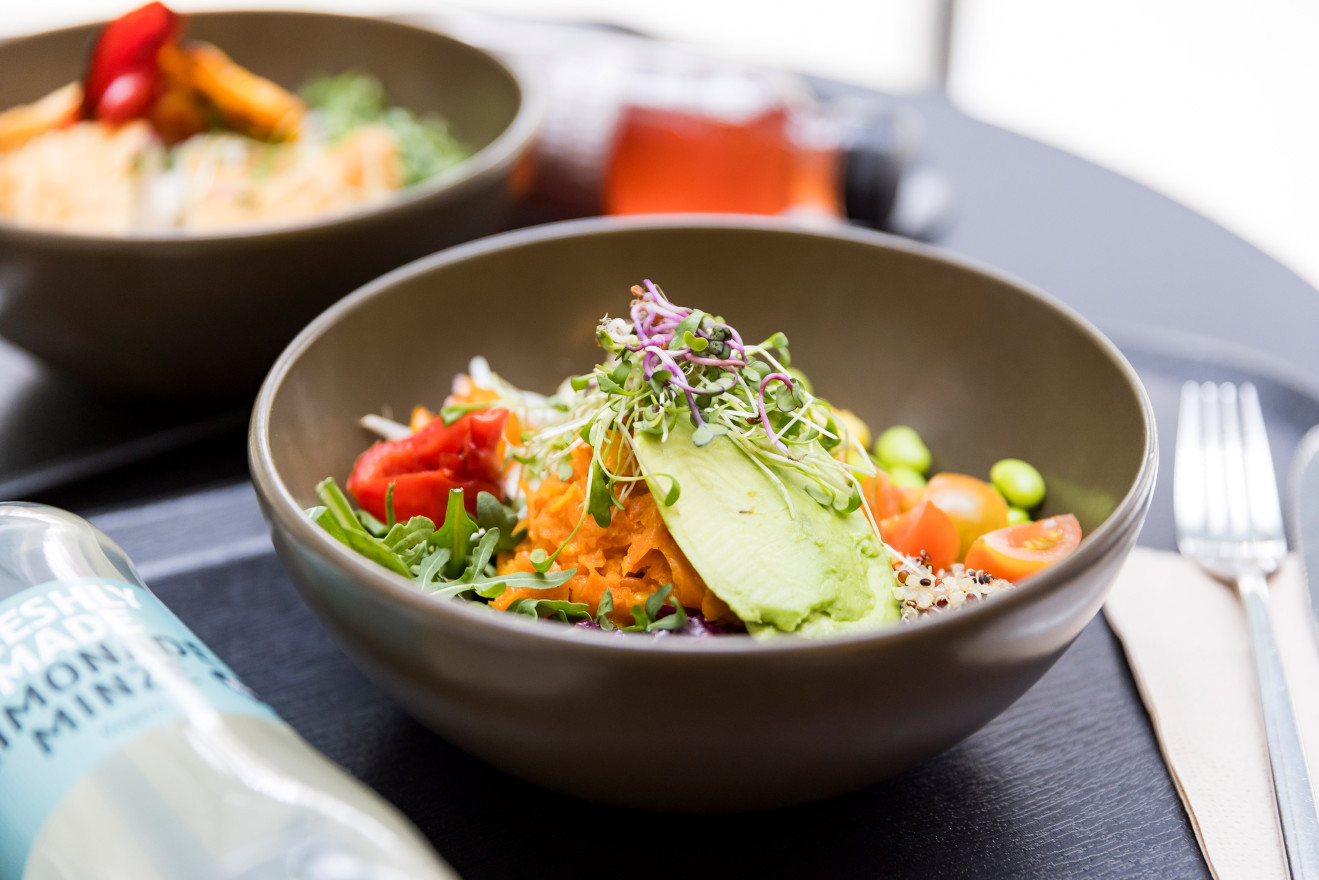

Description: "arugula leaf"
476 491 526 553
506 597 592 623
310 478 578 620
311 500 412 578
429 489 477 579
356 508 388 537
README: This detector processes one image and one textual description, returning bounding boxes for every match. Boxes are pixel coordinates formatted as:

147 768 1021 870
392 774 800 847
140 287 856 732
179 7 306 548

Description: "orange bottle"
600 59 908 225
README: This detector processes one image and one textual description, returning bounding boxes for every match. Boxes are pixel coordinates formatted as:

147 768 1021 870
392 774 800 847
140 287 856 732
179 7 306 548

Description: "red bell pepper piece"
83 2 181 123
347 408 508 525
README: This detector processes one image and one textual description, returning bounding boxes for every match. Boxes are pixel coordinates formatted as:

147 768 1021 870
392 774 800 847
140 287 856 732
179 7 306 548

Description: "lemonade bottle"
0 503 457 880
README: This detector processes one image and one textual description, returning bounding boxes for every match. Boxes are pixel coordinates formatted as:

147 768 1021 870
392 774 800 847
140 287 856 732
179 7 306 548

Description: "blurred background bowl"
250 217 1156 812
0 10 537 397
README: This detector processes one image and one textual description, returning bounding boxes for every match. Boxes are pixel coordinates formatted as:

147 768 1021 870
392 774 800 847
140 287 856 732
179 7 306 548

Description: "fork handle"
1239 569 1319 879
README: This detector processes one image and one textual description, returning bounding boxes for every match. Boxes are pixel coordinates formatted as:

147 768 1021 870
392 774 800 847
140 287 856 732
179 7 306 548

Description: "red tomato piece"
96 70 157 123
879 501 960 573
83 2 181 120
346 408 508 525
861 470 903 521
963 514 1082 582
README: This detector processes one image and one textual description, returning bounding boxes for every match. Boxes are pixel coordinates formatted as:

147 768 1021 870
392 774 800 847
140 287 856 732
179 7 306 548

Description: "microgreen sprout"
518 281 878 534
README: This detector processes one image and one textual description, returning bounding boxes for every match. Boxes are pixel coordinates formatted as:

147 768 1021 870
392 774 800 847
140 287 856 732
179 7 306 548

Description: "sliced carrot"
494 444 735 625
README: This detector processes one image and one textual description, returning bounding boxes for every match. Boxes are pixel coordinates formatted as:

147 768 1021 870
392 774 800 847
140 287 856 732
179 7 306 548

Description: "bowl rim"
0 9 543 247
249 215 1158 658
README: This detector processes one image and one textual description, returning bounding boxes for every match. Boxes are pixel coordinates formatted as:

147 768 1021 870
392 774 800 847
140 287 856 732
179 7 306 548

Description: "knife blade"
1292 425 1319 628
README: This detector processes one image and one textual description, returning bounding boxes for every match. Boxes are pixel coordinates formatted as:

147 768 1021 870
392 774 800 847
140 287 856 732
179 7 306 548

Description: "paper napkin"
1105 548 1319 880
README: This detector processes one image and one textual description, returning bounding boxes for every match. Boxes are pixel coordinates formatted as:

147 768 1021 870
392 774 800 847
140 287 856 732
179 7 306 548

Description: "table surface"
11 83 1319 879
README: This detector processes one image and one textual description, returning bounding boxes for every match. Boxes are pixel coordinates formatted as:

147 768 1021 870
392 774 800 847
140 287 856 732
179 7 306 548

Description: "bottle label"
0 577 277 878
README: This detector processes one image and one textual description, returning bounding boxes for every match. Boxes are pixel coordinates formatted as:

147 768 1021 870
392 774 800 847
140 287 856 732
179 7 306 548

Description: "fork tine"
1174 381 1206 538
1219 383 1253 539
1238 382 1285 541
1200 382 1230 539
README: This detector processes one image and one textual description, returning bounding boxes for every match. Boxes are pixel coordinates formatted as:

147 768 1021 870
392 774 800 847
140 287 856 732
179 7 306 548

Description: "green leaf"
385 483 397 528
570 374 592 392
316 478 363 534
383 515 437 558
587 462 614 528
691 424 726 447
439 400 495 425
579 415 596 445
647 589 688 633
506 598 592 623
416 547 452 588
428 489 477 578
557 459 574 481
643 583 672 622
356 508 388 537
476 492 525 553
834 482 863 514
463 529 501 582
312 506 412 578
596 589 617 631
803 481 833 507
773 384 796 413
648 473 681 507
819 414 842 452
529 548 551 573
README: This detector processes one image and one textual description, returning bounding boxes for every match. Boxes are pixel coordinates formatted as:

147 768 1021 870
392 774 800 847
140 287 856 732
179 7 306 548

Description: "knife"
1293 425 1319 630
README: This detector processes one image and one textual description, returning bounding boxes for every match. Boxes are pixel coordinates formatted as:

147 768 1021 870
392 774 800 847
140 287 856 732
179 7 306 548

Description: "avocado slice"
633 421 900 638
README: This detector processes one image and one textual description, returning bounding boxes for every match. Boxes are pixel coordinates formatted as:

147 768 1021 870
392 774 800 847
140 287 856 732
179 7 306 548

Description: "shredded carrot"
494 445 736 625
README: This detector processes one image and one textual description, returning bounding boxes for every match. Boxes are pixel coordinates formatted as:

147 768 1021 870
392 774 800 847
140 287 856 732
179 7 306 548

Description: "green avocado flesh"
633 421 900 638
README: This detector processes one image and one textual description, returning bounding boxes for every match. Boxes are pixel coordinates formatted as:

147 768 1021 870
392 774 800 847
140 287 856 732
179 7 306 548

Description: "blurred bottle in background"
0 503 457 880
434 13 948 237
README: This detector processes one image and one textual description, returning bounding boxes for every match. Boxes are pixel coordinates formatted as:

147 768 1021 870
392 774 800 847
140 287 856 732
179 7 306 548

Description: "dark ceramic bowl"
0 11 537 396
250 218 1157 812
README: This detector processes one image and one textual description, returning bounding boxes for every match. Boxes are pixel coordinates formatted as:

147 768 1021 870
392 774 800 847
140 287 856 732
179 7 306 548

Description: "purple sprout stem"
757 372 794 450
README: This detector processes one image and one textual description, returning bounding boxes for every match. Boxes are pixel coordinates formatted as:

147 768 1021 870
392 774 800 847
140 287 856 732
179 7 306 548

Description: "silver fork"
1175 380 1319 878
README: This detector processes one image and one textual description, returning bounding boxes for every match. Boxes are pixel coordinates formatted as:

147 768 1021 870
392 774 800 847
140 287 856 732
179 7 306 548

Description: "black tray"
84 342 1319 880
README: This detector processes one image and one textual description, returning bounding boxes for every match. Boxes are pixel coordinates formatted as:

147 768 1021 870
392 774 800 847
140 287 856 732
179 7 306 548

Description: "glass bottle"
0 503 456 880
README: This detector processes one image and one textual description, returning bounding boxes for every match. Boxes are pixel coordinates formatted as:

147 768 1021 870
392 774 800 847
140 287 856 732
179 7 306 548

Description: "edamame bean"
1007 506 1032 525
887 465 927 490
990 459 1046 508
874 426 931 474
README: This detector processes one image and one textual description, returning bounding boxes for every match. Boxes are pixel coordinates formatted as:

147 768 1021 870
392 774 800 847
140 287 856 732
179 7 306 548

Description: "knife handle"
1239 568 1319 879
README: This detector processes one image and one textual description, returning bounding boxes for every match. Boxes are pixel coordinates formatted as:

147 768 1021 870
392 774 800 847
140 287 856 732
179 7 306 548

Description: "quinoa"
891 556 1012 622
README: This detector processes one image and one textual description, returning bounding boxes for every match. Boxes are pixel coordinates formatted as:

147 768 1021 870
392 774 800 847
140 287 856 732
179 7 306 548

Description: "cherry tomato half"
346 408 508 525
861 470 903 521
963 514 1082 582
922 473 1009 561
879 501 959 573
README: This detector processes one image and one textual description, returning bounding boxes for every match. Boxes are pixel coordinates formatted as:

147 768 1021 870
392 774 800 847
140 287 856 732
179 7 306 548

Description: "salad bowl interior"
251 217 1156 811
0 11 536 396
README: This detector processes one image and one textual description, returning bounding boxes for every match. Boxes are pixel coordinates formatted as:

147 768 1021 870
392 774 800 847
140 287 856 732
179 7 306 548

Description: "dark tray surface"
88 342 1319 879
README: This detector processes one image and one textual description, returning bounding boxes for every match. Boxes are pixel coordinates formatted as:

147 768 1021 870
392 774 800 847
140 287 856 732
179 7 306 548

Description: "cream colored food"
0 119 403 233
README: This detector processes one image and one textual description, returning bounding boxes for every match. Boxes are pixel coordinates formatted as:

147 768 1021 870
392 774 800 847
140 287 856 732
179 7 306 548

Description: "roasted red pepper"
83 2 181 123
347 408 508 525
